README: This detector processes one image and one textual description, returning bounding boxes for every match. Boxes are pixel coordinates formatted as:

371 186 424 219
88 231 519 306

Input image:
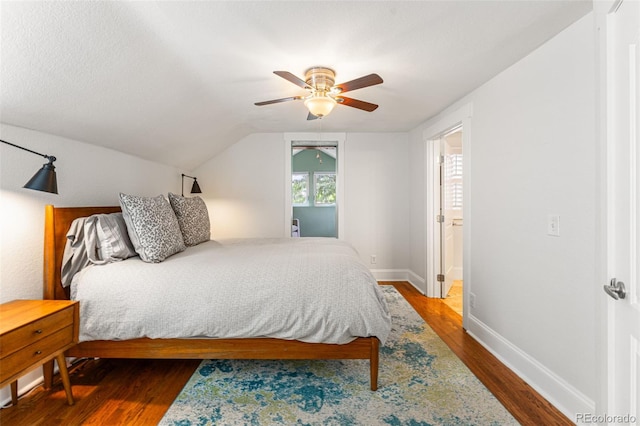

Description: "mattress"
71 238 391 345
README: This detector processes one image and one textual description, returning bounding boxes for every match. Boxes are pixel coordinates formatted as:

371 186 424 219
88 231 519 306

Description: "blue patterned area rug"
159 286 518 425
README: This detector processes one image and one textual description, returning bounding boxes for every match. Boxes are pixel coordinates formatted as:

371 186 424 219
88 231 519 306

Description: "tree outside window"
314 172 336 206
292 172 309 206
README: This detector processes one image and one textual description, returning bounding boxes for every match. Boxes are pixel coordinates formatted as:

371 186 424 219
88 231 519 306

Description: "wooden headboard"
43 205 121 301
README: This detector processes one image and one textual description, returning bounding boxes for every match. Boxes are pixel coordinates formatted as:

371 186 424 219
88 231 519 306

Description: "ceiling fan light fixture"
304 93 336 118
256 67 382 119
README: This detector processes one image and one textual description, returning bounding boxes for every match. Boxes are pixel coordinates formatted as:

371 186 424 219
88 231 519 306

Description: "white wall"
194 133 286 239
408 126 427 288
0 124 182 401
410 12 597 418
195 132 411 272
343 133 410 272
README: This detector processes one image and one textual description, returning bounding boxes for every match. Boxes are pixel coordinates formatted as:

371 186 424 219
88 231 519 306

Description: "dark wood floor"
0 282 572 425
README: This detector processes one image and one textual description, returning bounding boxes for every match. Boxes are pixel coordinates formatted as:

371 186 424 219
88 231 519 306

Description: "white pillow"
168 192 211 246
84 213 137 264
119 193 186 263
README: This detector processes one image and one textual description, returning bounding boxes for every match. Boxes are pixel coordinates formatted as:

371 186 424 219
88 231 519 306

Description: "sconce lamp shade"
181 173 203 196
190 179 202 194
23 159 58 194
0 139 59 194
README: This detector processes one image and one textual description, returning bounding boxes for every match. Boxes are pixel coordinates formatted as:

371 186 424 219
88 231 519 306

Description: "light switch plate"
547 215 560 236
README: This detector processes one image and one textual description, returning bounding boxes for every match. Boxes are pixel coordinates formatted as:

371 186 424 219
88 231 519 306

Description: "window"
450 182 463 210
314 172 336 206
445 154 463 210
292 172 309 206
450 154 463 177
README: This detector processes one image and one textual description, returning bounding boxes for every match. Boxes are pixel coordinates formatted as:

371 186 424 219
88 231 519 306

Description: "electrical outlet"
547 215 560 237
469 293 476 309
370 255 377 264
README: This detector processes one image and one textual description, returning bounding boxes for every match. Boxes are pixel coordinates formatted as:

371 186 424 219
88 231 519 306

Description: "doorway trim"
284 132 346 239
422 103 472 324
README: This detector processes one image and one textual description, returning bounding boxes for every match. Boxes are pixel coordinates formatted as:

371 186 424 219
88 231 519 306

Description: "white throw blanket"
71 238 391 345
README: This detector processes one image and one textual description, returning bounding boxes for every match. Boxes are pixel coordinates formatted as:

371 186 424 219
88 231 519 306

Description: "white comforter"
71 238 391 345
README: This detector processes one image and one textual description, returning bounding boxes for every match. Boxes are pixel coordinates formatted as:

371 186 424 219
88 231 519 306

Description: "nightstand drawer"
0 300 78 406
0 307 74 358
0 325 74 383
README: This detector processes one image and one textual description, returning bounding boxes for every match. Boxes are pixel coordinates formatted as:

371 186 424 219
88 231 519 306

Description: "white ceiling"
0 1 591 170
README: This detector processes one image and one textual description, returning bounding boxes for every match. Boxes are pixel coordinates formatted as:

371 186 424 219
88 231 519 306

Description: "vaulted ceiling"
1 1 591 170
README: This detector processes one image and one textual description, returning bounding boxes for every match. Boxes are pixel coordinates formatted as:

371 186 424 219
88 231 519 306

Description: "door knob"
604 278 626 300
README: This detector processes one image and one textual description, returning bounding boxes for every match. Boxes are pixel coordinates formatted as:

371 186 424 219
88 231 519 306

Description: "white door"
434 138 445 297
605 0 640 420
443 138 455 295
443 134 464 295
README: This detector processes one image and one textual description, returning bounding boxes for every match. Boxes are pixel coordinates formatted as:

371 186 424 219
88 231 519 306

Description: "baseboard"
372 269 425 294
406 270 426 294
371 269 407 281
452 266 463 281
0 369 43 408
466 314 595 421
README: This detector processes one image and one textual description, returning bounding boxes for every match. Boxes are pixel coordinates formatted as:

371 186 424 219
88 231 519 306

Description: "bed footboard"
65 336 380 390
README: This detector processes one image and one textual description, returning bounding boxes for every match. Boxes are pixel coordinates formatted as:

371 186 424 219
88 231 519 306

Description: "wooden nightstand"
0 300 79 405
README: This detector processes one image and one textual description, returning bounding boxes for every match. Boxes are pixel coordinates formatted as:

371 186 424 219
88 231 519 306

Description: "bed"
43 204 390 390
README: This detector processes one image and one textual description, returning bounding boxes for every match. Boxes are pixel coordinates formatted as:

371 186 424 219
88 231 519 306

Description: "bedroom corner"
0 124 183 405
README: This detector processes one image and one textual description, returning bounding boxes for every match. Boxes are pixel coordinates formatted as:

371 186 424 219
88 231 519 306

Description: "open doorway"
439 128 464 315
422 104 471 326
427 125 464 315
291 146 337 238
284 133 345 239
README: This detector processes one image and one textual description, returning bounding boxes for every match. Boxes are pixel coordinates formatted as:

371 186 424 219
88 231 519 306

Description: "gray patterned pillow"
119 193 186 263
168 192 210 246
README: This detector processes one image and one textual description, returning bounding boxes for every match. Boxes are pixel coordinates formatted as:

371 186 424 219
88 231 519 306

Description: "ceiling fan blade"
337 96 379 112
274 71 312 90
254 96 304 106
335 74 383 93
307 112 319 121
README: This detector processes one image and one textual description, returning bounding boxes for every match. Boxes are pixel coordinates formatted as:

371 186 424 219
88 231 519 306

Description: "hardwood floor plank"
0 358 200 425
1 282 572 425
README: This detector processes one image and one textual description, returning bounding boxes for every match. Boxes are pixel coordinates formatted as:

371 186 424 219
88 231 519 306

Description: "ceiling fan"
255 67 383 120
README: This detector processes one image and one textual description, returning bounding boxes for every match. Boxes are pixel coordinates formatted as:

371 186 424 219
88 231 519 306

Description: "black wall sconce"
1 139 58 194
181 174 202 197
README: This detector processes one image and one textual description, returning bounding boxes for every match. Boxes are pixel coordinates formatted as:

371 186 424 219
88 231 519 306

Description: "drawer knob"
34 350 42 355
34 329 43 334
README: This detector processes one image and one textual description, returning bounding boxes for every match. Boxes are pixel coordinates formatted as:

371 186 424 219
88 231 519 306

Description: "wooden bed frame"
43 205 380 390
